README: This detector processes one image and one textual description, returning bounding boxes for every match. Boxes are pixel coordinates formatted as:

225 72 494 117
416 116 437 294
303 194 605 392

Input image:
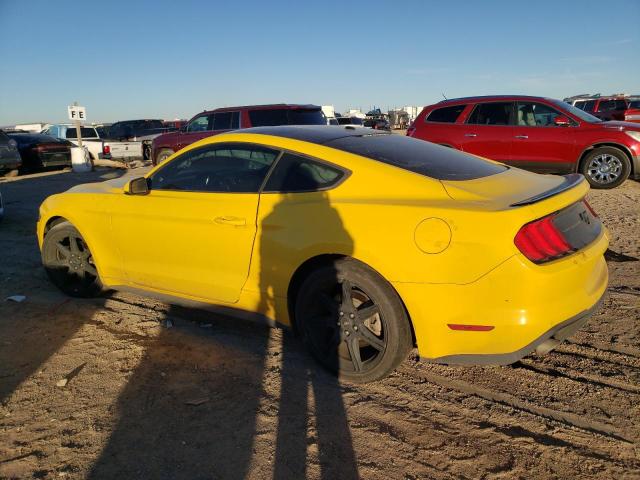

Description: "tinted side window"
598 100 615 112
614 100 628 110
66 128 98 138
466 102 513 125
249 108 326 126
149 143 279 193
213 112 232 130
231 111 240 129
583 100 596 112
264 153 344 192
426 105 466 123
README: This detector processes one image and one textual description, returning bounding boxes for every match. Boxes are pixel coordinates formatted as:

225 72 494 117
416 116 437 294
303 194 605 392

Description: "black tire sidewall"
42 222 102 298
581 147 631 189
295 258 412 383
156 149 173 165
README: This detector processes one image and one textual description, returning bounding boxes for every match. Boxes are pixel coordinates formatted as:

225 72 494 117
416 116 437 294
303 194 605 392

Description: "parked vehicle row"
408 95 640 189
42 124 142 161
565 94 640 123
151 104 327 165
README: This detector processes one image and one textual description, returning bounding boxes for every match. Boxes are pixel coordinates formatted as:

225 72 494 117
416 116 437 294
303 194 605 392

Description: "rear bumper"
428 294 603 365
393 227 609 363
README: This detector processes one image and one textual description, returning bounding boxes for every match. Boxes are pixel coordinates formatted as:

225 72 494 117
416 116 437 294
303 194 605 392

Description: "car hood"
67 176 131 194
597 120 640 131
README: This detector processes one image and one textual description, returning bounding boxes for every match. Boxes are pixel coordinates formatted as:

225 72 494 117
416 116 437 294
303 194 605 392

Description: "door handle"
464 133 477 137
214 216 246 226
514 135 529 139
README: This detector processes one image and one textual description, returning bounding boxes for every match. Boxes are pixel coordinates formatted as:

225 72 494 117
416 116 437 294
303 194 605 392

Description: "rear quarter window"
326 134 506 180
426 105 466 123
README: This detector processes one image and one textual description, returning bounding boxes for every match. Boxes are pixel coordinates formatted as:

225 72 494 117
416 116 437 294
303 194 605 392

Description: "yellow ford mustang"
37 126 608 382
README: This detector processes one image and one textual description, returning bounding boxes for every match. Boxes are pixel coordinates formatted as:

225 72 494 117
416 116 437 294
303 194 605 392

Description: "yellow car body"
37 127 608 366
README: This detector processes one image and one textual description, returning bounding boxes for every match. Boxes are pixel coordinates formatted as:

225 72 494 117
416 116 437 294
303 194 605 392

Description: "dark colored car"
0 130 22 175
151 104 327 165
407 95 640 189
364 118 391 130
336 116 365 126
571 96 639 122
7 133 73 172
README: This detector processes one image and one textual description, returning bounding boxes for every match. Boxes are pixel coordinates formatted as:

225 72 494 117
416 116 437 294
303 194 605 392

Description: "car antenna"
442 92 448 100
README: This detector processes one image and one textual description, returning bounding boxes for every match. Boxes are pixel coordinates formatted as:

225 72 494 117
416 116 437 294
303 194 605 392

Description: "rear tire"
580 146 630 189
42 222 103 298
295 258 412 383
155 148 174 165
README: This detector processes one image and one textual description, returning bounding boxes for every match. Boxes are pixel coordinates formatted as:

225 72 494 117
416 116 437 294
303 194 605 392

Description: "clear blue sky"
1 0 638 124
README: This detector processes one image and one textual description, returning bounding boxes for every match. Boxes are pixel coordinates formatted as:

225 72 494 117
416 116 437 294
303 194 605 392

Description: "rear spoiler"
510 174 585 207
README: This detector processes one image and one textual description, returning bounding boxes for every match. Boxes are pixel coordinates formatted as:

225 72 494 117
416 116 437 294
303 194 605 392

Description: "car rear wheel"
155 148 174 165
295 258 412 383
42 221 102 297
580 146 630 189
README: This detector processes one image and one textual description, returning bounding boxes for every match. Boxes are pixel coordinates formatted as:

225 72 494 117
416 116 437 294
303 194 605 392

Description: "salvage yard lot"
0 170 639 479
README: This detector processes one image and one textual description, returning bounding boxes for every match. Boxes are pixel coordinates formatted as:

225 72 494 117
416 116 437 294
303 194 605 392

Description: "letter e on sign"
67 105 87 122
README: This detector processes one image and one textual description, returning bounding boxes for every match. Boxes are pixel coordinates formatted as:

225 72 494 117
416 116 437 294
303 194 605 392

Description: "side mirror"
8 139 17 148
125 177 149 195
554 115 571 127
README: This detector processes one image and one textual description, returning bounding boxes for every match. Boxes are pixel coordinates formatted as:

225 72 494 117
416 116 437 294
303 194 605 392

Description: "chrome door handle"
214 216 246 226
464 133 477 137
514 135 529 139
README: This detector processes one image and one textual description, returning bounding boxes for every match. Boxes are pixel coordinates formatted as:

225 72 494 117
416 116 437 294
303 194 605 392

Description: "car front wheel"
580 146 631 189
42 221 102 297
155 148 174 165
295 258 413 383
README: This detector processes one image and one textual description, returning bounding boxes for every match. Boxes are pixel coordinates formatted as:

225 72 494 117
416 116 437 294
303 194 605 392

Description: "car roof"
436 95 555 105
227 125 389 144
199 104 322 115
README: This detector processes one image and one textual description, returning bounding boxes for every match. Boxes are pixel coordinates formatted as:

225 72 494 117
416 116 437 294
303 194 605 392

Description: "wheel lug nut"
345 331 350 336
349 313 355 319
339 311 344 316
354 326 358 331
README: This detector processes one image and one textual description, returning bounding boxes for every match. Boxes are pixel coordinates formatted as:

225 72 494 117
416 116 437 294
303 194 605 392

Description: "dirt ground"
0 168 638 480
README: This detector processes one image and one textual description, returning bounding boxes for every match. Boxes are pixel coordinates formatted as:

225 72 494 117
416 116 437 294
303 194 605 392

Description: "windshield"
552 100 601 123
629 100 640 109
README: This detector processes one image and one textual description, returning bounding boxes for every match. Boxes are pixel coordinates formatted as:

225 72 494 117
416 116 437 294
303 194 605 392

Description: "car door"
175 113 214 150
510 101 577 173
110 142 280 303
458 101 514 162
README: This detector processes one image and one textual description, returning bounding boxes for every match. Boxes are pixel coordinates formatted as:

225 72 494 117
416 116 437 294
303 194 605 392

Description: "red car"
408 95 640 189
151 104 326 165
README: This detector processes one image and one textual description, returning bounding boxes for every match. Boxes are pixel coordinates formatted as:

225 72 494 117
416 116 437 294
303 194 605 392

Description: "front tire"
295 258 412 383
155 148 174 165
580 147 630 189
42 222 102 297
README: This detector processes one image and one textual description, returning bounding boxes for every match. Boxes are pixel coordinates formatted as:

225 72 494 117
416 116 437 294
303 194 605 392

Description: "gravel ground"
0 168 638 480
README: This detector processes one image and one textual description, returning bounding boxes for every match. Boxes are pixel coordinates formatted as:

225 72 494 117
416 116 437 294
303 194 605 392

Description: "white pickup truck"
42 124 143 161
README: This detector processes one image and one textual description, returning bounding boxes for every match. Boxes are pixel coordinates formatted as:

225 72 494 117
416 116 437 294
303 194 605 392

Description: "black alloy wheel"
42 221 102 297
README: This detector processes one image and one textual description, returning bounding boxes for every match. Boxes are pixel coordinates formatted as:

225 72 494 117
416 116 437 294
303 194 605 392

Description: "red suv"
151 104 326 165
408 95 640 188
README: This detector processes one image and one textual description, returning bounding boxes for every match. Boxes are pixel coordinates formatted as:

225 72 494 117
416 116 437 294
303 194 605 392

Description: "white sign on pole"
68 105 87 122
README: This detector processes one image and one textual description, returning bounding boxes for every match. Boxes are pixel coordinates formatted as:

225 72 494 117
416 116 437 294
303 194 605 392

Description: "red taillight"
514 214 572 263
102 145 111 155
407 126 416 137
